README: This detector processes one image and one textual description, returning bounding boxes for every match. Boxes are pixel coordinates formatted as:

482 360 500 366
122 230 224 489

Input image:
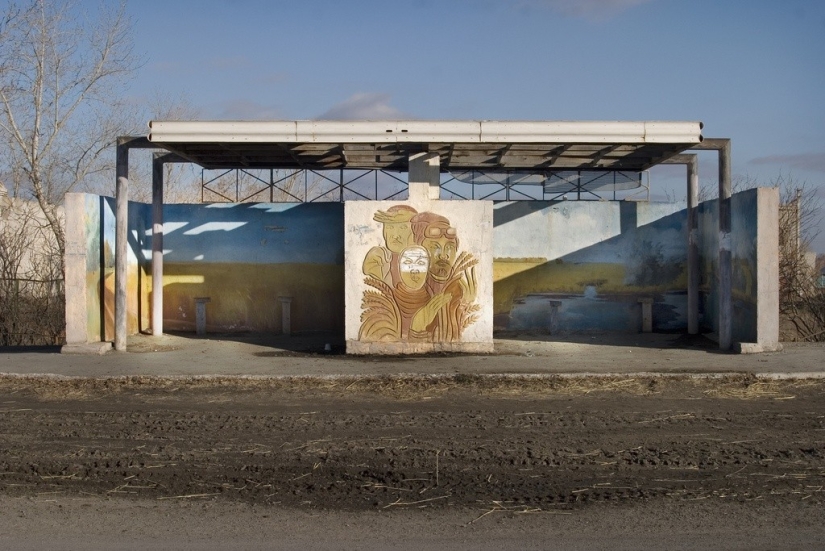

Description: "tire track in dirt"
1 376 823 511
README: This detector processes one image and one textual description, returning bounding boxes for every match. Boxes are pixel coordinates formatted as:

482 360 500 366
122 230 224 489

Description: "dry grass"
0 373 822 402
702 377 822 400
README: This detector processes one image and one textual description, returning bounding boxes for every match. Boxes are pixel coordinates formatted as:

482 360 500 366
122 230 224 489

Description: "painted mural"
159 203 344 334
81 195 150 341
492 201 689 333
83 194 103 341
359 206 480 342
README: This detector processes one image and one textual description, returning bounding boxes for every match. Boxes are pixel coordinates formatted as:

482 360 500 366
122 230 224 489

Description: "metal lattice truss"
198 168 652 203
200 168 410 203
444 169 648 201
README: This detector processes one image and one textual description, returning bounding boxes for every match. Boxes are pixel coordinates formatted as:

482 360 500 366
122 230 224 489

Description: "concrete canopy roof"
146 120 704 172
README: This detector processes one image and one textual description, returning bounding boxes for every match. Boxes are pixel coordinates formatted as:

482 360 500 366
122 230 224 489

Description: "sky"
111 0 824 250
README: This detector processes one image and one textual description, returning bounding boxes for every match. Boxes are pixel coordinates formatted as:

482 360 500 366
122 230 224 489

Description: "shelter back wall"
158 203 344 334
492 200 688 333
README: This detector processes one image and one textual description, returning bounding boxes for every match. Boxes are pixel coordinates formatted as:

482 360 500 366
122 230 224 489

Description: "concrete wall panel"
345 199 494 353
697 187 779 347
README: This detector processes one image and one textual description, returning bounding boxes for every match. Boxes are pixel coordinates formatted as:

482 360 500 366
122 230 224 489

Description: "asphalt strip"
2 371 824 381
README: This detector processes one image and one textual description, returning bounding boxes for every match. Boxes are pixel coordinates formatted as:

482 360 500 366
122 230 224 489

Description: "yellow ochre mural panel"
358 206 480 343
161 262 344 333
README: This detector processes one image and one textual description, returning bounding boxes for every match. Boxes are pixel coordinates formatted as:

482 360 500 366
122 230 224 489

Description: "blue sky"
117 0 825 250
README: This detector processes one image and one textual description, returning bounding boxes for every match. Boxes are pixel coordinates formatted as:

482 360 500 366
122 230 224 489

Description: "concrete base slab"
2 332 822 378
61 342 113 355
734 342 784 354
347 340 494 355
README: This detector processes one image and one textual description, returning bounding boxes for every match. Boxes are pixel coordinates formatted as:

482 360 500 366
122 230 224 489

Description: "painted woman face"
398 246 429 290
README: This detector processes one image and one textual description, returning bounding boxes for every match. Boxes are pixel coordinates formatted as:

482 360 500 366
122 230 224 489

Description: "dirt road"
1 374 823 549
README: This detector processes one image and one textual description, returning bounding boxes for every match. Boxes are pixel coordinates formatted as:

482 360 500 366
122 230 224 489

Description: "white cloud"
518 0 656 21
317 93 408 120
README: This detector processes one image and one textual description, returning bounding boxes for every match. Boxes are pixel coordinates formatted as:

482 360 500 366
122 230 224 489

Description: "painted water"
506 288 687 333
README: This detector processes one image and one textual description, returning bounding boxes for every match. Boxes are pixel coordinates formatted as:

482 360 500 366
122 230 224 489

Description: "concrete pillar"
662 153 701 335
63 193 88 344
152 154 164 337
195 297 210 335
686 156 699 335
690 139 733 350
717 139 732 350
408 152 440 202
756 188 780 350
279 296 293 335
115 143 129 351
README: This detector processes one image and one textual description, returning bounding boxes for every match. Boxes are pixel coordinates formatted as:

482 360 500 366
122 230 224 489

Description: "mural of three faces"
360 205 479 343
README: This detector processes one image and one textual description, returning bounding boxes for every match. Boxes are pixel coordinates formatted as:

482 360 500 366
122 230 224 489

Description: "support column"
408 152 440 202
662 154 700 335
691 139 733 350
194 297 210 335
115 142 129 351
717 139 732 351
686 155 700 335
152 154 164 337
638 298 653 333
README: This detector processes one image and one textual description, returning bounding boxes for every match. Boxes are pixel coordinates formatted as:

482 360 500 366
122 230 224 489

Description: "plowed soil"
1 375 823 513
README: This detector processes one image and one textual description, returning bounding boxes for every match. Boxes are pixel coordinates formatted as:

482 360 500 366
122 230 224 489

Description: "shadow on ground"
0 330 726 359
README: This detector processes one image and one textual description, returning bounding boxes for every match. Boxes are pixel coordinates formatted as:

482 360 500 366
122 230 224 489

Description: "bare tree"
0 198 64 344
0 0 139 258
128 93 204 204
777 179 824 341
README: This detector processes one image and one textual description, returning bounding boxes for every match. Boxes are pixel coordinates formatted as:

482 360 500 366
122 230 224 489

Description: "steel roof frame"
147 120 704 172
